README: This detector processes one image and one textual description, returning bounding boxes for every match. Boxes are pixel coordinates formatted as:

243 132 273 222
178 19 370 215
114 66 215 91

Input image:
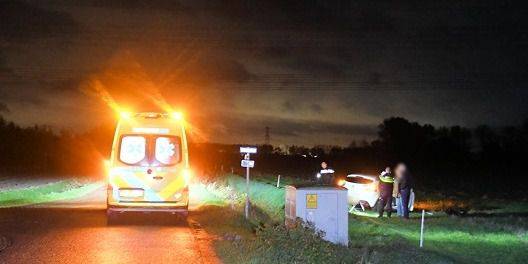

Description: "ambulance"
106 112 190 220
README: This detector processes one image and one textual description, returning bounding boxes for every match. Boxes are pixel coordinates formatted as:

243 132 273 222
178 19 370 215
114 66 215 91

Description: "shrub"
231 220 357 264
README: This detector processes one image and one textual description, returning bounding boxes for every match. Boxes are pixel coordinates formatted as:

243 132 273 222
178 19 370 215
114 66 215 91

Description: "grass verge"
0 180 102 207
194 174 528 263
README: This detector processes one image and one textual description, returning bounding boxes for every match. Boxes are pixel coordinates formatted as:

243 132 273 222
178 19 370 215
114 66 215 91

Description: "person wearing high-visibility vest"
378 167 395 218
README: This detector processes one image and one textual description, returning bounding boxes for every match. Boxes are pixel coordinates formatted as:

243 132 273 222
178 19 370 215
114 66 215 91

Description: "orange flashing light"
171 112 183 120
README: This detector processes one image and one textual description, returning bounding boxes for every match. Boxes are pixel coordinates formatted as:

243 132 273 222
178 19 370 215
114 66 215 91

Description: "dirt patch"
188 219 221 264
0 235 11 252
414 199 469 212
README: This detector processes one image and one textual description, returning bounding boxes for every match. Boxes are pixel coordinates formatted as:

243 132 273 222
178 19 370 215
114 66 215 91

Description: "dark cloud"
219 1 528 92
367 72 382 86
0 0 81 41
279 101 324 115
283 54 347 78
0 53 12 76
0 102 9 113
181 56 254 85
206 113 376 139
81 0 186 12
1 0 527 145
281 101 297 112
310 103 323 114
38 78 85 93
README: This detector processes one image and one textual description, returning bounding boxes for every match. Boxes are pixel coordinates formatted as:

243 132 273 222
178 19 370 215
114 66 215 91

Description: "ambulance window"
155 136 180 165
120 136 146 164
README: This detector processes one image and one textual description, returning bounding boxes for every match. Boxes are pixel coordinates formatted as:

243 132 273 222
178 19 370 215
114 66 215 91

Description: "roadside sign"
241 159 255 168
306 194 318 209
239 146 257 220
240 146 257 154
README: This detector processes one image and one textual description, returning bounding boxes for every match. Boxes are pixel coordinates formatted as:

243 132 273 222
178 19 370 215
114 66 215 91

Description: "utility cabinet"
285 185 348 246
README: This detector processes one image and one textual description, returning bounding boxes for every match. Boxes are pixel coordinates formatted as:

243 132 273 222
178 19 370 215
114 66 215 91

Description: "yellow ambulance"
106 112 190 220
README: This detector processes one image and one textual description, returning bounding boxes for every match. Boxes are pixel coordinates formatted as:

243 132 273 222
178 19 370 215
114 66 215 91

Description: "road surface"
0 186 220 264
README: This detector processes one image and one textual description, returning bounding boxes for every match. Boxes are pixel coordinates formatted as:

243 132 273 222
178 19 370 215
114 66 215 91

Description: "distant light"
316 173 321 178
171 112 183 120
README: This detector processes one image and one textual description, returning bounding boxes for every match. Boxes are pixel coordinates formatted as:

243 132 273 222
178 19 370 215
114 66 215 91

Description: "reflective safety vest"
320 169 335 174
379 173 394 183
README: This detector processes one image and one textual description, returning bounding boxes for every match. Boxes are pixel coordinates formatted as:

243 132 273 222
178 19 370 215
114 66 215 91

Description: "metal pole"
245 154 250 219
277 174 281 188
420 209 425 248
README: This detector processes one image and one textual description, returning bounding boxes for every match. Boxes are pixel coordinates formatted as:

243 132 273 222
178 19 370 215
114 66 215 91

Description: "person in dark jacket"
317 161 335 185
378 167 394 218
395 163 413 219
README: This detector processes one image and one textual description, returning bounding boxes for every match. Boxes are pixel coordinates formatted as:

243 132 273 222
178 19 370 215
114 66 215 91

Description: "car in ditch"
338 174 414 211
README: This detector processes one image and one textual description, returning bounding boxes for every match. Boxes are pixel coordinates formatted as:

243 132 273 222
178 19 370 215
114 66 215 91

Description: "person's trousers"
400 188 411 218
321 175 334 185
395 197 404 216
378 194 392 217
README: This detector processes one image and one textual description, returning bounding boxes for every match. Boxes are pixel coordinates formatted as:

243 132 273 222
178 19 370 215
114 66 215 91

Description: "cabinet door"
314 193 338 242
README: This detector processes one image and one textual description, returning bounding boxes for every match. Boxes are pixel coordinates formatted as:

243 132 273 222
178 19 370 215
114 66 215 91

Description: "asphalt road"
0 187 220 264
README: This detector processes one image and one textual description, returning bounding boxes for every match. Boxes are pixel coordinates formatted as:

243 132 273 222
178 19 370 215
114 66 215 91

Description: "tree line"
1 115 527 198
193 117 528 198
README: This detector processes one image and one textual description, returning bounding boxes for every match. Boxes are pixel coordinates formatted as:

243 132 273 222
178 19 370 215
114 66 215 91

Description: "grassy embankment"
0 180 102 207
193 174 528 263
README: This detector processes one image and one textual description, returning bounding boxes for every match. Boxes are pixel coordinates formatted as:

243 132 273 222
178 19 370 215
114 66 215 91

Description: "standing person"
317 161 335 185
378 167 394 218
393 169 404 217
395 163 413 219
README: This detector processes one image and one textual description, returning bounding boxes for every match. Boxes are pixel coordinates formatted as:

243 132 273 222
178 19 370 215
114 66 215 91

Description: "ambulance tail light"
107 166 124 185
183 168 192 185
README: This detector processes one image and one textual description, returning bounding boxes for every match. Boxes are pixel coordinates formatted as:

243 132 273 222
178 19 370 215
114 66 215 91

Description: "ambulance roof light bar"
118 111 184 120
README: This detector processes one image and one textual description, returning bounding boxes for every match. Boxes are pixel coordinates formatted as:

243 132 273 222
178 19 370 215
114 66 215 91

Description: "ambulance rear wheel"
106 209 119 225
172 208 188 223
180 210 188 220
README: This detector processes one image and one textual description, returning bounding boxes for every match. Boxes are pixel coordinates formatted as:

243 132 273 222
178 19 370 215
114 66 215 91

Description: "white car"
339 174 414 211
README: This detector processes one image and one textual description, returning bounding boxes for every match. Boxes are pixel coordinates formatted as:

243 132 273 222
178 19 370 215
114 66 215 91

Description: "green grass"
227 175 286 221
347 211 528 263
195 174 528 263
0 180 102 207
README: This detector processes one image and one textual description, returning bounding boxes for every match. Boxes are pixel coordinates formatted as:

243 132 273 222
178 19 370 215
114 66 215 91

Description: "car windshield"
346 176 373 184
119 135 181 165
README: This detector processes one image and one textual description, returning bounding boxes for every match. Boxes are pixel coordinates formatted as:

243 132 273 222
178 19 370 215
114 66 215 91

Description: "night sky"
1 0 527 146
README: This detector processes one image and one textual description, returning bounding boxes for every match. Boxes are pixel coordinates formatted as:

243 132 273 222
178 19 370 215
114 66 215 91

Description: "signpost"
240 146 257 219
241 159 255 168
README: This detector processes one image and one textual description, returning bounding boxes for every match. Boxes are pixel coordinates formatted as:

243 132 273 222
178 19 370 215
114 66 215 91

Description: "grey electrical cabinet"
285 185 348 246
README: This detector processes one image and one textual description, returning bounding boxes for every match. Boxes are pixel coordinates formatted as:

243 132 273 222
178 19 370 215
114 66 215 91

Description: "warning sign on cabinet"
306 194 317 209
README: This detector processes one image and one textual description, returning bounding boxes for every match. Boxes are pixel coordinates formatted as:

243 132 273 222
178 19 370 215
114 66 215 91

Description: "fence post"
276 174 281 188
420 209 425 248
